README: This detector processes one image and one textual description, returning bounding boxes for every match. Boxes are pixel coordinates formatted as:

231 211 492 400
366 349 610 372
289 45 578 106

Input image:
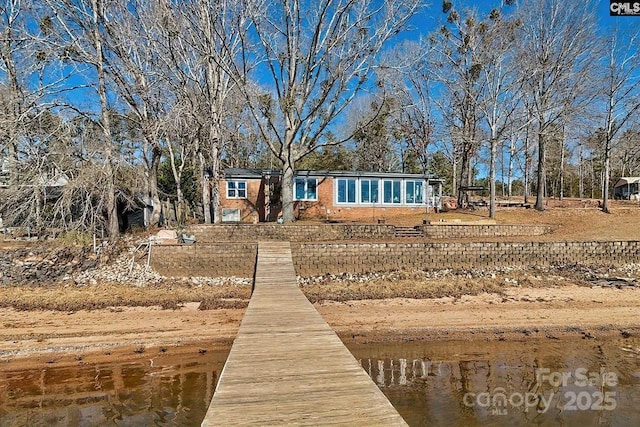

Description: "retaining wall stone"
151 240 640 278
151 243 257 278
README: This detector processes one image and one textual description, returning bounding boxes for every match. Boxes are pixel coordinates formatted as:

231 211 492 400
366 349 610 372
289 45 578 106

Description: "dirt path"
2 285 638 370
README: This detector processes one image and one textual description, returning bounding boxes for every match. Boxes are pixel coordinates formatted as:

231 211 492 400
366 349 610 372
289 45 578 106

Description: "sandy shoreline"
1 284 638 371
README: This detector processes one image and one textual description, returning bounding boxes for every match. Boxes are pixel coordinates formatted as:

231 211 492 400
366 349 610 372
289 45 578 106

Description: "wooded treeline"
1 0 639 237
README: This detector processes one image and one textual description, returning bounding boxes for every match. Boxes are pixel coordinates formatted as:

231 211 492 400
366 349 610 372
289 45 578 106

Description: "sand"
1 284 638 371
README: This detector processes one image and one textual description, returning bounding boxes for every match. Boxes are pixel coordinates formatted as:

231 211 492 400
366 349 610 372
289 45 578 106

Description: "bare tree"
158 0 249 224
227 0 422 222
475 5 520 218
161 93 203 223
614 128 640 177
101 0 176 227
431 5 486 208
516 0 598 211
44 0 122 238
0 1 88 231
351 94 399 173
599 28 640 212
387 39 436 175
0 0 25 191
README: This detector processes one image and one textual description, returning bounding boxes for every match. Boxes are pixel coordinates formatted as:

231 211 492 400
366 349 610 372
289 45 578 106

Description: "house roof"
223 168 280 179
614 177 640 188
295 170 443 182
223 168 443 182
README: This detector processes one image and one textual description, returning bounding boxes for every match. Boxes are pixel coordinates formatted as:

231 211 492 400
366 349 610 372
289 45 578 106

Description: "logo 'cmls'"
610 1 640 15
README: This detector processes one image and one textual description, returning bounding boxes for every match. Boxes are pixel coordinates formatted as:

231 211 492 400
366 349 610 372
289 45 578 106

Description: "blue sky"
405 1 638 38
391 1 640 180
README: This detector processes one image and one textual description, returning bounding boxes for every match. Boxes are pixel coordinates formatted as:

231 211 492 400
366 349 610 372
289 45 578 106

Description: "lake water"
0 351 228 426
348 337 640 426
1 337 639 426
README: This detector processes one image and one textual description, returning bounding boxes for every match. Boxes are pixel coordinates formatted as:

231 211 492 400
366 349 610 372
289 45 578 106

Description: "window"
405 180 424 204
360 179 379 203
383 180 401 204
337 178 356 203
227 180 247 199
295 178 317 201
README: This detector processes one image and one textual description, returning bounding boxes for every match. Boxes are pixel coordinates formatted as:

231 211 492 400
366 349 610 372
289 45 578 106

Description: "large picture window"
405 180 424 204
383 180 401 204
337 178 357 203
360 179 379 203
294 178 317 201
227 180 247 199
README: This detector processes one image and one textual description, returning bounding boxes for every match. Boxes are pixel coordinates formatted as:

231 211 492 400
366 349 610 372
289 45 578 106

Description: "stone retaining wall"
151 240 639 278
188 223 551 241
292 241 639 276
150 243 257 278
188 224 396 242
422 224 552 238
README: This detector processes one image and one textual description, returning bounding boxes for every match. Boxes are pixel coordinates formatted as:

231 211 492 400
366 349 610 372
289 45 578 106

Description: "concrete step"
394 226 424 238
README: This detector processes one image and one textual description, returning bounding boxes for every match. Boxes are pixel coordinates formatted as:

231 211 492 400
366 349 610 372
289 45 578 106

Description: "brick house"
220 168 443 222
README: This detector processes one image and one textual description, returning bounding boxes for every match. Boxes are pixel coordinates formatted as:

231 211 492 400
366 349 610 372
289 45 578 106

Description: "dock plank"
202 241 407 426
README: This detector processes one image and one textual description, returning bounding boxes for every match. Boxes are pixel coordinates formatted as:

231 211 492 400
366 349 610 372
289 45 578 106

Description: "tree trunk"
578 143 584 198
3 21 21 191
500 140 505 197
535 130 545 211
457 144 470 208
149 146 162 226
559 137 565 200
200 150 212 224
34 184 43 232
489 138 497 219
202 0 223 224
93 0 119 239
524 129 530 204
590 158 595 199
508 138 515 198
281 161 295 222
451 158 457 201
602 135 611 213
211 142 221 224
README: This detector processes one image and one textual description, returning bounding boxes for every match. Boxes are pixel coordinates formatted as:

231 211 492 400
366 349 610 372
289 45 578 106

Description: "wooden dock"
202 241 407 426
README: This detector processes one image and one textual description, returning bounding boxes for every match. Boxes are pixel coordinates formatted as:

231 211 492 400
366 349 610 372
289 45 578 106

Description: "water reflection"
350 337 640 427
1 338 639 427
0 350 229 427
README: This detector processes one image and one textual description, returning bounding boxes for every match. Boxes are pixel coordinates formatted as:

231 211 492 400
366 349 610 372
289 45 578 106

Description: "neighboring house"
0 158 69 188
0 159 9 187
614 177 640 200
220 168 443 222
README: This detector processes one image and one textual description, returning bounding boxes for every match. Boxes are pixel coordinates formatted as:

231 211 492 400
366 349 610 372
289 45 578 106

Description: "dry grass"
198 298 249 310
302 278 507 303
0 281 251 312
297 199 640 241
300 263 640 303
